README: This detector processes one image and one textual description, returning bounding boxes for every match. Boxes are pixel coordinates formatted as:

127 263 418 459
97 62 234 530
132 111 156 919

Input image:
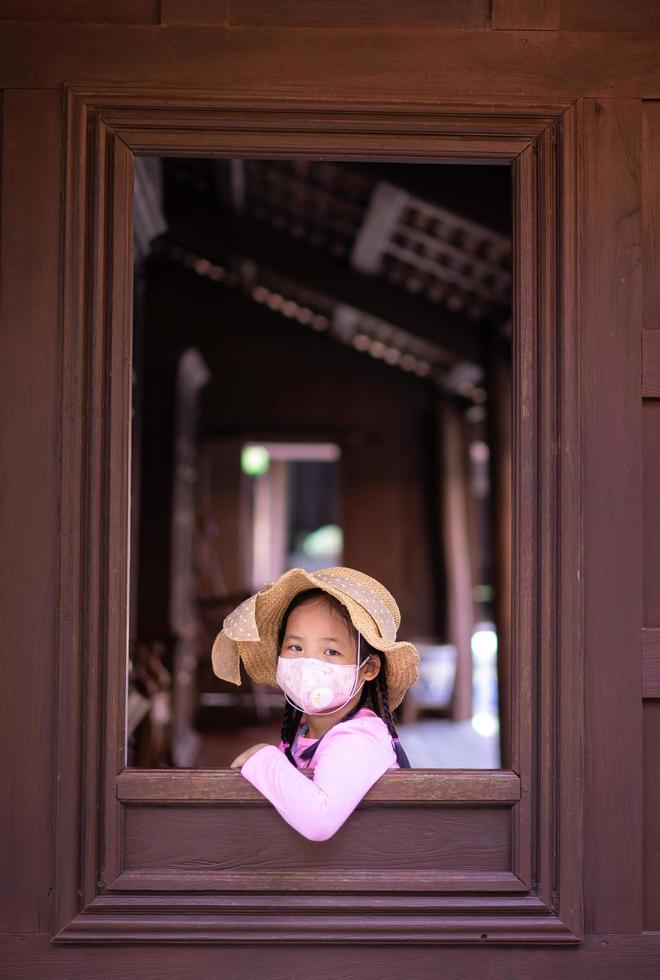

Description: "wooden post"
437 397 474 722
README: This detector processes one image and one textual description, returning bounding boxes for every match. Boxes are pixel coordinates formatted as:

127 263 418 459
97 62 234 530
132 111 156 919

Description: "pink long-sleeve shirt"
240 706 399 841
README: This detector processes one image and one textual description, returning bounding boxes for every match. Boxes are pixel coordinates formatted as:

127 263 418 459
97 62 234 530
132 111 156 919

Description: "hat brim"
212 567 420 711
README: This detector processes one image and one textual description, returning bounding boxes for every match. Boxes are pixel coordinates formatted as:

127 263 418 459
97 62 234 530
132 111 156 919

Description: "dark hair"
276 588 411 769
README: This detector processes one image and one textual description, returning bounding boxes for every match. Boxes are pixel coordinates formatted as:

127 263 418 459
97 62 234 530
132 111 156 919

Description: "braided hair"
277 588 411 769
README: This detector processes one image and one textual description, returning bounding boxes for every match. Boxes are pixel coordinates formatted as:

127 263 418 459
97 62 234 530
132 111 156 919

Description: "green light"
302 524 343 558
241 445 271 476
472 583 494 603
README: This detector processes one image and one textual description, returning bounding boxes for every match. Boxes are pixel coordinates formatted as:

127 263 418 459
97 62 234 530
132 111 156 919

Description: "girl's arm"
239 717 396 842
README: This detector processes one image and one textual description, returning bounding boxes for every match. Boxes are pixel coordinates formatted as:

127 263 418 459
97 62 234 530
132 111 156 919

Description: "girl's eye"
287 643 302 653
324 648 341 657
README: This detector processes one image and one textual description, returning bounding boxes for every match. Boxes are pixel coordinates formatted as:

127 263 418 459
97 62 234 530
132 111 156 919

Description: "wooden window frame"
53 88 583 944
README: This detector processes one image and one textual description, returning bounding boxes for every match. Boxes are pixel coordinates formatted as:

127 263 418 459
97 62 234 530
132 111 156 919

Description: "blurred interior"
128 157 512 770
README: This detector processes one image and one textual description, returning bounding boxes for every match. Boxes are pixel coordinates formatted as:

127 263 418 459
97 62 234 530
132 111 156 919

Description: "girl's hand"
230 742 273 768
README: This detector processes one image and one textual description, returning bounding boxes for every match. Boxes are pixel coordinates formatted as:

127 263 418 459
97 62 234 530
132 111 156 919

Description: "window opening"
128 157 512 770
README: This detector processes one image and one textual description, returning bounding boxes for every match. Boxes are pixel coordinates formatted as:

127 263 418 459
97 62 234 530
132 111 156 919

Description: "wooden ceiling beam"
164 188 492 366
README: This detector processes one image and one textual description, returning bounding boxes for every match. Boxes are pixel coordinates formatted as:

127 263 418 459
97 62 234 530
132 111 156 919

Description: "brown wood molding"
642 628 660 697
578 99 644 933
643 329 660 396
9 931 660 977
0 27 660 98
104 868 528 894
116 767 522 803
53 88 583 945
225 0 491 29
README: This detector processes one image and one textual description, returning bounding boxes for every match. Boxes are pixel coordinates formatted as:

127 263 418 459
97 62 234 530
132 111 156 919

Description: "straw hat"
211 566 420 710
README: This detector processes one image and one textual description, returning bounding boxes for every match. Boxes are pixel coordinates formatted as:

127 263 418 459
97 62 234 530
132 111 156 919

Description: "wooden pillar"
437 397 474 722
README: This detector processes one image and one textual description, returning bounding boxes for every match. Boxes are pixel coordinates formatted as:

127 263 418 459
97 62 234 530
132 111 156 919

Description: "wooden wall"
642 100 660 934
1 3 660 977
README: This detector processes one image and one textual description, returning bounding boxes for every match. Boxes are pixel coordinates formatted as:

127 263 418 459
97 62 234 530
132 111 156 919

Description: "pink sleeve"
239 717 396 842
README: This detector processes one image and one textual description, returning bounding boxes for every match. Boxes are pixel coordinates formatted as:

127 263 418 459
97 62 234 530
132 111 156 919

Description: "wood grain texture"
643 403 660 626
556 101 585 940
642 628 660 697
7 931 660 978
0 90 62 934
0 0 159 22
116 767 522 803
228 0 489 28
108 868 525 893
0 27 660 98
643 701 660 929
643 102 660 336
562 0 660 31
509 142 537 890
124 804 511 872
491 0 560 31
642 330 660 395
578 98 643 935
161 0 227 25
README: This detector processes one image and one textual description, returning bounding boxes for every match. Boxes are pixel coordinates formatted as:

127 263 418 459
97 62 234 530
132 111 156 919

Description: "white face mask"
276 634 367 715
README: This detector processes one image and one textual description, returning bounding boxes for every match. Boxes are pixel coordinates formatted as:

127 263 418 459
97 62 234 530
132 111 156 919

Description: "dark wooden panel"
642 329 660 396
556 101 585 937
578 99 643 935
643 402 660 625
0 0 159 22
562 0 660 32
161 0 227 25
5 931 660 977
228 0 489 28
491 0 559 30
643 701 660 929
643 102 660 336
124 804 510 872
1 27 660 98
642 629 660 698
0 90 62 934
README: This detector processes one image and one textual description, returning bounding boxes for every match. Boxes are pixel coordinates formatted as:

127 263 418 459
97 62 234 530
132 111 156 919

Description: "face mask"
276 634 367 715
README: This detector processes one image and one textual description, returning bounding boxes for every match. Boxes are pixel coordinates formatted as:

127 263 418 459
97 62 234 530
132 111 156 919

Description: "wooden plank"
0 90 62 933
643 403 660 624
116 767 522 803
1 26 660 98
562 0 660 32
643 701 660 929
0 0 159 22
642 102 660 336
578 98 643 934
123 804 510 873
556 100 585 939
642 628 660 697
108 868 526 892
491 0 560 31
161 0 227 25
643 102 660 336
6 931 660 978
642 329 660 395
228 0 489 28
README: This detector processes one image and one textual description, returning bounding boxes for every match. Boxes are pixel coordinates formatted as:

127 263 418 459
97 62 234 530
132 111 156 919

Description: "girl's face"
280 597 380 684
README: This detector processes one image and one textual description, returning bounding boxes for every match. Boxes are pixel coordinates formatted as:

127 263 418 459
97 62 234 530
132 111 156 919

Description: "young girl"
211 566 420 841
